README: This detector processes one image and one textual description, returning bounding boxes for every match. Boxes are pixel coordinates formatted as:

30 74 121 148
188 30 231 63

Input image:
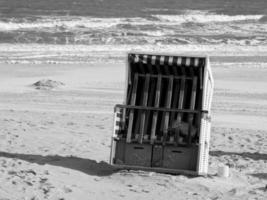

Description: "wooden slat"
200 66 203 90
170 63 179 123
174 76 186 145
170 80 179 123
138 55 146 74
126 83 133 105
150 75 162 144
164 56 170 75
162 76 174 144
172 57 178 75
143 78 156 139
165 65 170 75
187 76 198 144
189 66 194 76
115 104 202 114
197 66 203 139
138 74 193 80
126 73 139 143
159 79 167 135
139 74 150 143
179 57 186 75
147 55 154 74
181 67 186 76
133 79 144 139
155 55 161 74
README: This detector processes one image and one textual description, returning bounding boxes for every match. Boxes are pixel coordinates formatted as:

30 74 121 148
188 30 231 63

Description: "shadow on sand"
0 151 118 176
250 173 267 180
210 151 267 161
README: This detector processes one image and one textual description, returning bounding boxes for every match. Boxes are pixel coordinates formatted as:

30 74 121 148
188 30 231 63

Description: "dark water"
0 0 267 63
0 0 267 45
1 0 267 17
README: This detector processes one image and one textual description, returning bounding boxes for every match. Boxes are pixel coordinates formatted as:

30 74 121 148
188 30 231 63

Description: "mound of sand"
32 79 65 90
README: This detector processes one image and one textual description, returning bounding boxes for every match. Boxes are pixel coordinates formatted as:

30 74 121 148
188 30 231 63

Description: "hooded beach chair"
110 52 214 175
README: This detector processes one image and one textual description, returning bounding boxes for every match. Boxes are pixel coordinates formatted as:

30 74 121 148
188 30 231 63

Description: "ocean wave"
0 16 152 31
153 10 264 24
1 29 266 46
0 10 266 46
0 10 265 32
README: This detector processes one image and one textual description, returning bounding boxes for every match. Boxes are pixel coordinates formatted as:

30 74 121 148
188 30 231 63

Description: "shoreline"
1 44 267 65
1 56 267 66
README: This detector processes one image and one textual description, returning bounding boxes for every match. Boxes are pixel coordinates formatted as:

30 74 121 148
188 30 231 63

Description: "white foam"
0 16 152 31
1 43 267 53
0 10 264 32
142 30 175 37
1 43 267 64
153 10 263 24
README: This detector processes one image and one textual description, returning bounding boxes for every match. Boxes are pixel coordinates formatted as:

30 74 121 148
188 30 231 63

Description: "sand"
0 61 266 200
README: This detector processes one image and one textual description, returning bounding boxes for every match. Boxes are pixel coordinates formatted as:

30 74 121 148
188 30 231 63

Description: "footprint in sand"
96 125 104 130
67 122 75 126
63 186 72 193
227 187 246 196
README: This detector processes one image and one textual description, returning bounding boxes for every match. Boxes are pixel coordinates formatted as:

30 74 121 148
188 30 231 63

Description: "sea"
0 0 267 64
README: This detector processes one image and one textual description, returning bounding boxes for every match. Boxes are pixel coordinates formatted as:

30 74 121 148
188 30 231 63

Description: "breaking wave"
0 10 265 32
0 17 152 31
1 9 267 63
153 10 264 24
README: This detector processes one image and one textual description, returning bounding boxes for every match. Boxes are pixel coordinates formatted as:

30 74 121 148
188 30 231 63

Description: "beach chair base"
112 140 199 174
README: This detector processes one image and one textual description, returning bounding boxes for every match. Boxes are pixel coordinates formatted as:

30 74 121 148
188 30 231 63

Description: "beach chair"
110 52 214 175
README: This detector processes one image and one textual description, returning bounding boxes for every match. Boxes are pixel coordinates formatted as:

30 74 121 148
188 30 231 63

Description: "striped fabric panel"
160 56 165 65
143 55 148 64
177 57 182 66
185 57 191 66
113 108 123 137
130 54 205 67
168 56 173 66
116 112 123 118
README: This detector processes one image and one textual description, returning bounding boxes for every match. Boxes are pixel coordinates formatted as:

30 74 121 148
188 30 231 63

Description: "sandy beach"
0 60 266 200
1 0 267 199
